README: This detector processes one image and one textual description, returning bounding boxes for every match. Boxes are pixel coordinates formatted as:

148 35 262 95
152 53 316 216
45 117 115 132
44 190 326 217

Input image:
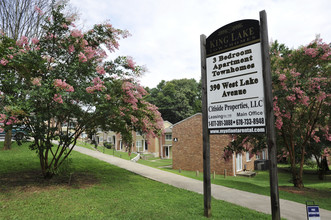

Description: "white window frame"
236 153 242 171
136 141 142 152
165 134 172 141
246 151 251 162
107 136 112 143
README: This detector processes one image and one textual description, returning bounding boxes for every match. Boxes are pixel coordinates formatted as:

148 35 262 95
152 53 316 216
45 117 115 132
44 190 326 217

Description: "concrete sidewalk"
73 146 331 220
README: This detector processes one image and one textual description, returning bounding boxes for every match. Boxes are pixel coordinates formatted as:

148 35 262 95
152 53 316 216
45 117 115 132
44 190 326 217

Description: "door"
165 146 169 158
236 153 242 171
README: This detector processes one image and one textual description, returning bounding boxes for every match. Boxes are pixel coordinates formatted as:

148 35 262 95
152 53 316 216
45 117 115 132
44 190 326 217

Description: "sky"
70 0 331 88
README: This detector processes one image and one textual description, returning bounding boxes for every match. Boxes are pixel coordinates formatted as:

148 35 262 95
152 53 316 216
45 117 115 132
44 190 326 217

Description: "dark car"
0 125 29 141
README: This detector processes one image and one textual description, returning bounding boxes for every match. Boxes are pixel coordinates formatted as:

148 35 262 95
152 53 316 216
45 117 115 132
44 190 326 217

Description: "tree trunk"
318 157 330 180
3 130 12 150
293 176 304 188
290 158 304 188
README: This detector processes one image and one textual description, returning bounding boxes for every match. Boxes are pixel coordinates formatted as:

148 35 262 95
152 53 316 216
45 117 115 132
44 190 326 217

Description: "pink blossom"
322 148 330 157
321 51 331 60
71 29 83 38
16 36 29 47
316 92 327 102
53 94 63 104
105 94 111 100
66 85 74 92
84 46 96 59
136 85 147 96
68 45 75 53
86 78 105 94
290 70 301 77
86 87 95 94
0 114 6 124
31 38 39 44
278 74 286 81
46 33 56 39
53 79 74 92
283 112 291 119
78 52 87 62
126 56 135 70
130 116 138 124
223 149 233 161
0 59 8 66
94 83 105 91
93 77 103 85
293 87 304 96
34 6 44 16
312 135 320 143
286 95 296 102
280 82 288 91
300 95 309 106
96 66 106 75
275 117 283 130
305 48 318 58
32 77 41 86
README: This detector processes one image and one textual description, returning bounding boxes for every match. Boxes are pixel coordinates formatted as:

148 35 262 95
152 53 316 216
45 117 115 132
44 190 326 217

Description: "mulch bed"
0 170 98 193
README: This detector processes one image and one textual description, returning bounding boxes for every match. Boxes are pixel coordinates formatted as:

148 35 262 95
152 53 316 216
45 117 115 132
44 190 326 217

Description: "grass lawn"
0 142 272 220
161 164 331 211
75 141 331 211
77 141 138 160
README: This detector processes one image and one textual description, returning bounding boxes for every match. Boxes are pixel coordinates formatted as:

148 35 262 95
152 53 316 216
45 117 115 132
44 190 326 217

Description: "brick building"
172 113 257 176
112 121 173 158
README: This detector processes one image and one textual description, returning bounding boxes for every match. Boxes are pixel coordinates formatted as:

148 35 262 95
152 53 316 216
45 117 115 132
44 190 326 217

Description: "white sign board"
207 43 265 133
205 19 266 134
307 205 321 220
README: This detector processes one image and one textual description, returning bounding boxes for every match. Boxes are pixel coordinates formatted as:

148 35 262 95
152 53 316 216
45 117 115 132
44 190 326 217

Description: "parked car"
0 125 29 141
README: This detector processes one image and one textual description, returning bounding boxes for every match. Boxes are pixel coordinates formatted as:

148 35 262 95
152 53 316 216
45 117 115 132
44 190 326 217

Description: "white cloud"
70 0 331 88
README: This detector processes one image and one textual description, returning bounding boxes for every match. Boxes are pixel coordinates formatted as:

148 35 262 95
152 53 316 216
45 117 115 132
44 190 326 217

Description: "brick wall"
172 113 234 176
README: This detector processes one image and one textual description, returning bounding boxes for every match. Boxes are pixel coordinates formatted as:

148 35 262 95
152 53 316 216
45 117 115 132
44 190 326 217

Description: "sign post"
200 34 211 218
201 10 280 219
260 10 281 220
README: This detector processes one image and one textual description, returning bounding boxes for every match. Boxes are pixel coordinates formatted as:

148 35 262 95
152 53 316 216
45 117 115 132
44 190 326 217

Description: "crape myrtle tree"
224 38 330 188
0 0 56 149
0 4 163 178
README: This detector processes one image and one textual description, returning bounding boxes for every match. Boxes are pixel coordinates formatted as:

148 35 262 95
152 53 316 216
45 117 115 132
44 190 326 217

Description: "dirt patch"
0 170 98 193
279 186 308 195
279 186 331 198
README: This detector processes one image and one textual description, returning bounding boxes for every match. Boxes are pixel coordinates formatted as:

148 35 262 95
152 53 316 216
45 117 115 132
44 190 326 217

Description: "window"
69 122 75 128
136 141 142 152
107 136 112 143
262 150 266 160
256 154 260 160
136 131 142 136
165 134 172 140
246 152 250 162
236 153 242 171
